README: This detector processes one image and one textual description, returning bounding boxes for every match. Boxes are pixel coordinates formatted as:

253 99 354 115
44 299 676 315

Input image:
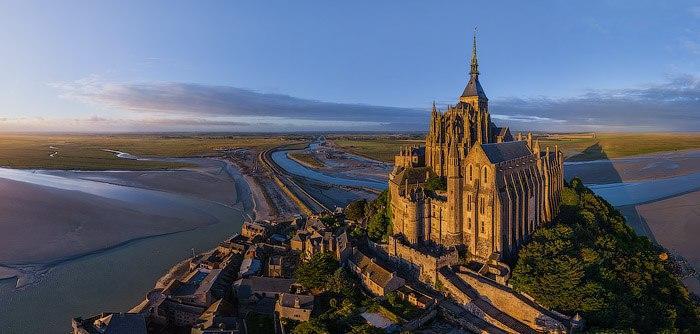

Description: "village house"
241 221 268 240
275 293 315 322
71 313 147 334
348 248 405 296
290 218 350 262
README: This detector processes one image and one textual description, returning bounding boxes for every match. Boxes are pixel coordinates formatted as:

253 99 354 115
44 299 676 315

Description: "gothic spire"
470 27 479 76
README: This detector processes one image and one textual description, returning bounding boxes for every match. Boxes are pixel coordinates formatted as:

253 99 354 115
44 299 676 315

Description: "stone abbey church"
388 35 564 265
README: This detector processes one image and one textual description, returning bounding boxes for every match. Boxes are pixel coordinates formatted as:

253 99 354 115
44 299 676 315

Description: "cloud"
51 76 428 131
49 74 700 132
491 74 700 132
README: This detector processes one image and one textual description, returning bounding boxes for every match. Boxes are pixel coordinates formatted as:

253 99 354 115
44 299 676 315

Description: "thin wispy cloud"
49 74 700 132
492 74 700 132
50 76 428 131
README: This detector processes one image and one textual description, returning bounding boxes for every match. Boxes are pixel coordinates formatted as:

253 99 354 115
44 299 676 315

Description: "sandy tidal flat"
0 163 240 287
636 191 700 294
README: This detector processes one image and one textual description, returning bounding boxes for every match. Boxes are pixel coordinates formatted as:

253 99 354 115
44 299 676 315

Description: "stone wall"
455 270 567 332
387 235 459 284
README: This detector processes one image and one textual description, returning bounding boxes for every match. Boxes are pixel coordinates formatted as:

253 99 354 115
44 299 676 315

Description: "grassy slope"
333 133 700 162
0 134 302 170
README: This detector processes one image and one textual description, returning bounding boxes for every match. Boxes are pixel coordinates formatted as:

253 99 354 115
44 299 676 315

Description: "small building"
267 255 283 277
234 276 294 301
395 285 435 309
191 299 241 334
348 248 405 296
71 313 147 334
241 221 268 240
275 293 314 322
239 245 262 277
234 276 295 315
290 219 351 262
158 268 223 327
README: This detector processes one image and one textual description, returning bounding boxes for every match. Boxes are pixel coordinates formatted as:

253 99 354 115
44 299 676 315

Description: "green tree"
349 324 385 334
325 268 357 299
291 319 328 334
345 199 367 222
424 175 447 191
293 253 339 290
510 179 700 332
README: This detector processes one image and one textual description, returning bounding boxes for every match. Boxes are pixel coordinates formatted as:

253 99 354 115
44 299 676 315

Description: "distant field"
0 134 304 170
332 133 700 162
539 133 700 161
331 137 424 162
288 152 324 168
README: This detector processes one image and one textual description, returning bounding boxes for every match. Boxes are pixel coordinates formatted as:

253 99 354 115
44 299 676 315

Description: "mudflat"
0 177 215 265
565 149 700 184
636 191 700 295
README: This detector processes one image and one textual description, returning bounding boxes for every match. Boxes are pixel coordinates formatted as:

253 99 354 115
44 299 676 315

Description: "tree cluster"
345 189 392 243
510 178 700 332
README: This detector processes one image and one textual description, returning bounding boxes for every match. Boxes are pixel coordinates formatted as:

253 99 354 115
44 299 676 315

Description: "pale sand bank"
565 149 700 184
636 191 700 295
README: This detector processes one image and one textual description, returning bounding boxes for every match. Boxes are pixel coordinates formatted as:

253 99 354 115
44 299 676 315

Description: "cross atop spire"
470 27 479 76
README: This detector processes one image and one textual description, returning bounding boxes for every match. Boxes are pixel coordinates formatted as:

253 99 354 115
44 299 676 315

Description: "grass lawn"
0 133 304 170
539 132 700 160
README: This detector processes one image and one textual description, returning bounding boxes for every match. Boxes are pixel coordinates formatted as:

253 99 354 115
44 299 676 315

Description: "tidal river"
0 158 248 333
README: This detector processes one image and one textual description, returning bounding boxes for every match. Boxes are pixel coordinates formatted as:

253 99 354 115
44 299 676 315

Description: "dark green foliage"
385 292 420 319
291 319 328 334
510 178 700 332
245 313 275 334
366 189 392 243
348 324 385 334
319 214 344 231
368 212 390 242
325 268 358 300
293 253 339 291
345 199 367 222
424 175 447 191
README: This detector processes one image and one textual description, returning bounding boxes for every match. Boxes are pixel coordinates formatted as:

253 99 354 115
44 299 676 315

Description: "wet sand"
636 191 700 295
0 157 248 333
0 178 213 266
565 149 700 184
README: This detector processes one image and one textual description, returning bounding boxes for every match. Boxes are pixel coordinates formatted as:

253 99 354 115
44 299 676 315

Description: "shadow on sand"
566 143 656 243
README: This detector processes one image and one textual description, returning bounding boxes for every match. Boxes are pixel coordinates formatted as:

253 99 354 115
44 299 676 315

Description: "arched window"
482 167 488 183
469 165 473 180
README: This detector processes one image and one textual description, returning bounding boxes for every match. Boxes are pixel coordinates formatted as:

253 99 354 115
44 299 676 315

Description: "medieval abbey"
388 34 564 268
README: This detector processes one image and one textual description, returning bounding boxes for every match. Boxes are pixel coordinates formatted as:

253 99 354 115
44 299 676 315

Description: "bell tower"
459 28 489 114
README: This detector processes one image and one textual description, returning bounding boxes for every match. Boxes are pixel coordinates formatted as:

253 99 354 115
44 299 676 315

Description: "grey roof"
234 276 293 299
461 75 487 99
87 313 147 334
481 141 532 163
278 293 314 309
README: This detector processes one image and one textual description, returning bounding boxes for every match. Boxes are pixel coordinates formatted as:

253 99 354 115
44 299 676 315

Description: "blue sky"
0 1 698 132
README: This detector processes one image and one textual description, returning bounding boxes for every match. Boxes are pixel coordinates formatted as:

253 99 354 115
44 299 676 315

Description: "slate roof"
234 276 293 299
461 75 487 99
349 249 396 288
481 141 532 163
278 293 315 310
89 313 147 334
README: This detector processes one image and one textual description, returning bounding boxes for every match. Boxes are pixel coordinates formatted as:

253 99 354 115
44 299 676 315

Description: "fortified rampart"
386 235 459 284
